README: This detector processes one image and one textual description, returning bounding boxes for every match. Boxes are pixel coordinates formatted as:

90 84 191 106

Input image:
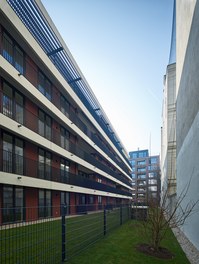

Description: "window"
60 95 69 117
2 186 24 223
129 152 137 159
38 190 51 218
149 172 155 178
148 165 158 171
2 32 24 74
137 168 146 172
148 186 157 192
138 187 146 192
60 127 70 150
79 194 86 205
98 195 102 204
38 109 51 140
137 160 146 165
137 193 145 198
148 179 157 185
3 133 23 175
150 157 158 164
138 180 146 186
137 174 146 179
60 158 70 183
138 151 148 158
131 173 135 179
89 195 94 204
38 149 51 180
2 82 24 123
97 177 102 183
38 71 52 101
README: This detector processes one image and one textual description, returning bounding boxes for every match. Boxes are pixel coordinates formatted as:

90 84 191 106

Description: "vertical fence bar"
120 205 122 225
104 209 106 236
61 205 66 262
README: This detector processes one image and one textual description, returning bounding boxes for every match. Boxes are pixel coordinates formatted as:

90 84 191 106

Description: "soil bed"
136 243 175 259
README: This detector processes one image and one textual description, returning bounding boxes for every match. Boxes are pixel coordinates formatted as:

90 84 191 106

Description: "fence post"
61 204 67 262
120 205 122 225
104 209 106 236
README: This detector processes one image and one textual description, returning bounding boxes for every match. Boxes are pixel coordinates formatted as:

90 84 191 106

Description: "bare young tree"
140 179 199 252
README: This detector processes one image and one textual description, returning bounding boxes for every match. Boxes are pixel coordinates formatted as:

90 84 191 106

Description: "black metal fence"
0 204 131 263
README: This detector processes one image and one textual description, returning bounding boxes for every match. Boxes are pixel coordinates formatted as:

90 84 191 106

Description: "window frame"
2 81 24 124
38 71 52 101
2 185 25 223
2 31 24 74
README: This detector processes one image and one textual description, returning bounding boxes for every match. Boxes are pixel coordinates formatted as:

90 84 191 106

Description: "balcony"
0 90 132 189
0 149 132 198
4 0 132 168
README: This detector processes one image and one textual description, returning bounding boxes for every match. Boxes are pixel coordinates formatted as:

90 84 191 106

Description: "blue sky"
42 0 174 155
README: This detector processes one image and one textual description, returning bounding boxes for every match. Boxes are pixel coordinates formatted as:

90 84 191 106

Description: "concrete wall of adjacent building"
161 63 176 198
176 0 199 250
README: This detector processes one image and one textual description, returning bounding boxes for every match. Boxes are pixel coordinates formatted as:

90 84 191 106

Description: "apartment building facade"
0 0 132 224
129 149 160 205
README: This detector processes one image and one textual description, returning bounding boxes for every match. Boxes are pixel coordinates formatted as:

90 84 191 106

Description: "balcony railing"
0 52 131 177
0 92 132 188
0 149 132 197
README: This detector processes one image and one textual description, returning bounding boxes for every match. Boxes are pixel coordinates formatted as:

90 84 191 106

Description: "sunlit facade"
0 0 132 224
129 149 160 205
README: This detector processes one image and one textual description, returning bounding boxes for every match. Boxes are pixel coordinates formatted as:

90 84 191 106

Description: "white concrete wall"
176 0 199 250
161 63 176 196
176 0 196 95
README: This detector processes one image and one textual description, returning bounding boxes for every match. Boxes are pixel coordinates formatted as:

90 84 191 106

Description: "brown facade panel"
70 192 76 214
25 56 38 87
25 142 38 178
52 85 60 109
52 190 60 218
25 98 38 132
25 187 38 221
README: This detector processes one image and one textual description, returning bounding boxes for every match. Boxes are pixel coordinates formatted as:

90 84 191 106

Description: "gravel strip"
172 227 199 264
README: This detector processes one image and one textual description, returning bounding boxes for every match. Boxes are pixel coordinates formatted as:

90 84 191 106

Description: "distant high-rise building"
129 149 161 205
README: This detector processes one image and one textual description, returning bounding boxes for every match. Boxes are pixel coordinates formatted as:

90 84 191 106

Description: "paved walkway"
173 227 199 264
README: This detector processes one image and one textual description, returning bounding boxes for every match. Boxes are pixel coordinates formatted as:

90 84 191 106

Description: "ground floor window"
2 185 24 223
38 189 51 218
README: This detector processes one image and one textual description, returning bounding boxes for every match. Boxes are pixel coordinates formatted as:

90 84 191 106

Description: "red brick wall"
25 98 38 132
70 192 76 214
0 185 2 224
25 142 38 178
52 154 60 182
102 196 106 207
70 161 77 174
0 25 2 49
52 85 60 109
25 56 38 87
52 191 60 218
25 187 38 221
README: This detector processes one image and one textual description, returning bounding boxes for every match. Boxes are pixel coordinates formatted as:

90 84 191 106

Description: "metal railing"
4 0 133 168
0 149 132 197
0 91 132 188
0 204 131 263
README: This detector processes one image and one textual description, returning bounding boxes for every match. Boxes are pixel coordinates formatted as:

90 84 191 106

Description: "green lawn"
66 220 190 264
0 208 189 264
0 207 130 263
